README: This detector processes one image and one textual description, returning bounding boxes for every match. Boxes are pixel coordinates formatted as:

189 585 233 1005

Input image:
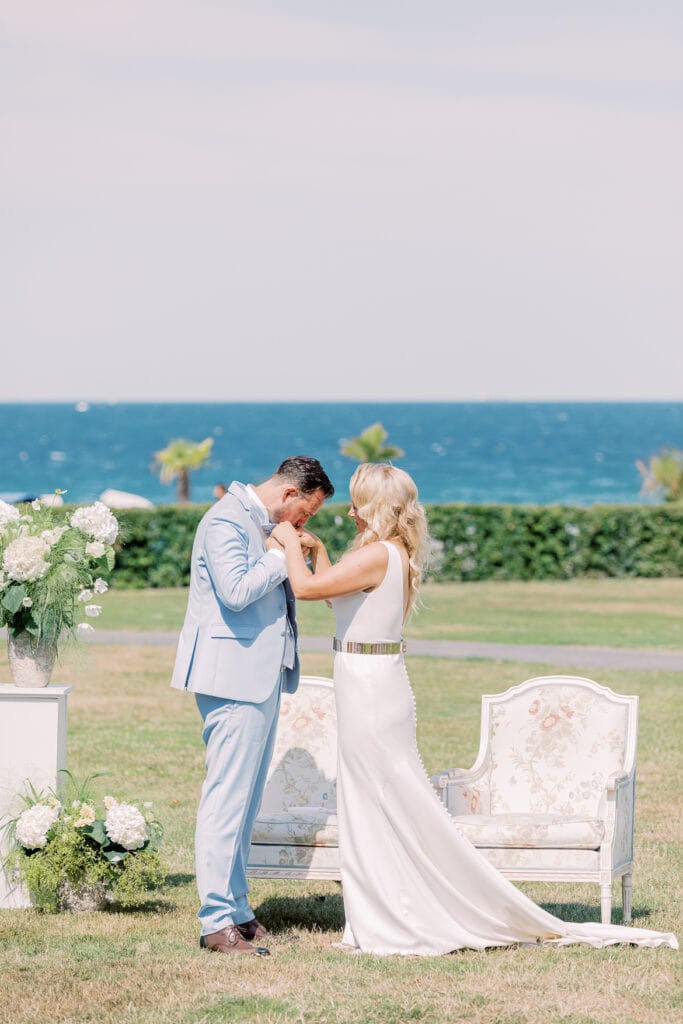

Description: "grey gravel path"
86 630 683 671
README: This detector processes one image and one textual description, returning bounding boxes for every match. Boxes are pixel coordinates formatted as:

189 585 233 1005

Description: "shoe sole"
200 936 270 957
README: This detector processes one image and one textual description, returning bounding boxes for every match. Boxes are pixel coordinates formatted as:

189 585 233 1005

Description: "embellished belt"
332 638 406 655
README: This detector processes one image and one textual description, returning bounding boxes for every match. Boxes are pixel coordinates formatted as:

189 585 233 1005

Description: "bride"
271 463 677 956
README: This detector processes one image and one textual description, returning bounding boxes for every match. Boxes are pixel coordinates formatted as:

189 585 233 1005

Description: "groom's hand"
271 522 298 548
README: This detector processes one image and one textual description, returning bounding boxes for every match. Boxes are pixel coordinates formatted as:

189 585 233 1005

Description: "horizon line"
1 397 683 406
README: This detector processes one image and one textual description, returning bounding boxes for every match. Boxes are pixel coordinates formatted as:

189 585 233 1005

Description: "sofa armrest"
605 770 632 793
431 767 490 816
598 769 635 866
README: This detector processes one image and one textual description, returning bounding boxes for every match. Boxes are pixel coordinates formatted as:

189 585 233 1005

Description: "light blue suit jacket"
170 481 300 702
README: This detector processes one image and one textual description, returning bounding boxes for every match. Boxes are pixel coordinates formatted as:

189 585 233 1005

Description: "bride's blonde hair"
349 463 430 615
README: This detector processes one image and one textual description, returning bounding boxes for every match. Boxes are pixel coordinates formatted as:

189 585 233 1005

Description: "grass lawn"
100 578 683 649
0 637 680 1024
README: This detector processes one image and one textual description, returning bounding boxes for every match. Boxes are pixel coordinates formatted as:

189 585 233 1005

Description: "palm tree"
636 448 683 503
153 437 214 503
340 422 404 463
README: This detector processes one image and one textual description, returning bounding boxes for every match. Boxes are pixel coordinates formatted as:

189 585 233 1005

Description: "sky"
1 1 682 402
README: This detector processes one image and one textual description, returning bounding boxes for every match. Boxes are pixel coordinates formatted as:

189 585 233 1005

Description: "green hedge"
426 504 683 580
105 502 683 587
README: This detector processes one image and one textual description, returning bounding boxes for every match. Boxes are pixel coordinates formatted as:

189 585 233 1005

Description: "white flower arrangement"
0 496 119 646
3 773 166 913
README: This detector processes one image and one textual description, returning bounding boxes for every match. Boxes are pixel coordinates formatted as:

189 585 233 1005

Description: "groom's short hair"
275 456 334 498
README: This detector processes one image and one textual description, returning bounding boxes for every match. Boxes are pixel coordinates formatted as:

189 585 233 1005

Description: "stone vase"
6 631 58 688
57 880 109 913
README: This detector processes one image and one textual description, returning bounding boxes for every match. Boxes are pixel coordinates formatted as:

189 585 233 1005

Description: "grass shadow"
255 892 344 934
107 896 177 915
537 900 654 925
165 872 195 888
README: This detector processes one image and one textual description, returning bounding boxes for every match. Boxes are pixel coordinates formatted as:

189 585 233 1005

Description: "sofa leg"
600 883 612 925
622 873 633 924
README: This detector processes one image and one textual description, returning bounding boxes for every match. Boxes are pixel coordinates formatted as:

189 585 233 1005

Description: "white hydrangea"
15 802 60 849
85 541 105 559
70 502 119 545
93 578 108 595
0 499 21 534
2 535 51 582
40 526 69 546
84 604 102 618
76 622 94 634
105 802 148 850
73 803 96 828
77 589 93 602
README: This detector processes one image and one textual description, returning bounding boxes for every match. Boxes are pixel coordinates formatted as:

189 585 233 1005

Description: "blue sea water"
0 402 681 507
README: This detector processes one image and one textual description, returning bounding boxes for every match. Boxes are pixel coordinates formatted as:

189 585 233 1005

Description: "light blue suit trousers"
195 678 281 935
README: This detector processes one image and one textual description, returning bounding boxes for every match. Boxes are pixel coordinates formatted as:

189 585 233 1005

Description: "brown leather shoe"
235 918 271 941
200 926 270 956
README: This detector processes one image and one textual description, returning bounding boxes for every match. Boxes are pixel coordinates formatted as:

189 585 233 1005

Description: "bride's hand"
297 528 322 553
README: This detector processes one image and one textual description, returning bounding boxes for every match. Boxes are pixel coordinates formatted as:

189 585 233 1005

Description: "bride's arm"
271 522 387 600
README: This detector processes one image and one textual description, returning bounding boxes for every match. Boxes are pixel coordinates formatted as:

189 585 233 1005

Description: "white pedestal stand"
0 684 72 908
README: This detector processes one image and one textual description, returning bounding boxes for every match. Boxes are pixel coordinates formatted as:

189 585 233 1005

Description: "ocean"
0 402 681 507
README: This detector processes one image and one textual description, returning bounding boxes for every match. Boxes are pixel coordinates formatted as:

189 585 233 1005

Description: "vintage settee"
432 675 638 924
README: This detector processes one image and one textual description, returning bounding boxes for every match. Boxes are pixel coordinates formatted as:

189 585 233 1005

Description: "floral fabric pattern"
487 684 629 815
252 680 338 849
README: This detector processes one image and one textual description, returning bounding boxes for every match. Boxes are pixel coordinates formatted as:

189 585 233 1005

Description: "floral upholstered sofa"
432 675 638 924
247 676 340 880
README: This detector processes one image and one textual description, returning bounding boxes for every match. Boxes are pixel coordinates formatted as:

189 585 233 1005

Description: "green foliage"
107 848 167 908
425 503 683 580
16 827 112 913
4 771 167 913
111 505 206 587
107 502 683 587
153 437 214 503
637 448 683 503
340 422 405 463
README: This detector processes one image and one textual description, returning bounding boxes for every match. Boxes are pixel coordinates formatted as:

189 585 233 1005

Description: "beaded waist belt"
332 638 406 655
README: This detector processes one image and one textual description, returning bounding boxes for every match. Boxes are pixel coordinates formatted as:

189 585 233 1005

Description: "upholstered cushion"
248 841 341 873
479 847 600 871
252 808 338 846
452 812 605 849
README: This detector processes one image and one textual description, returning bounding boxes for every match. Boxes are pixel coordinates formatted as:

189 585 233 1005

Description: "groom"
171 456 334 956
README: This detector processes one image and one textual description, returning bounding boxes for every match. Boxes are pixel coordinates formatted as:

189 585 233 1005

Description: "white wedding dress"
331 541 678 956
